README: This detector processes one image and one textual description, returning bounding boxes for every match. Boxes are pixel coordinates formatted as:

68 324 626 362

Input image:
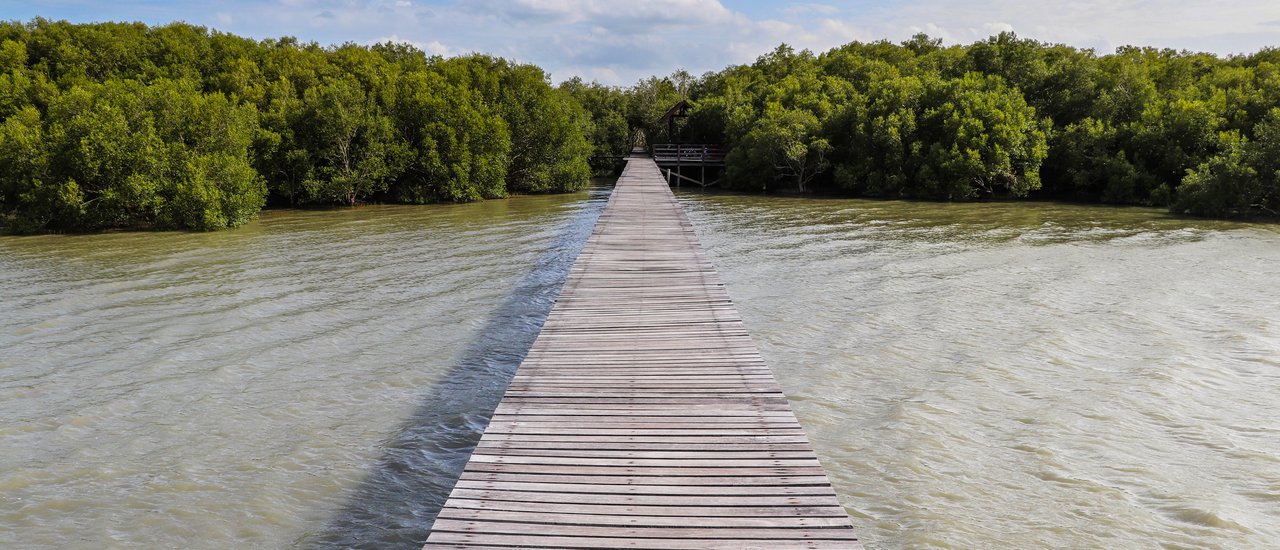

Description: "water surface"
3 189 1278 549
677 193 1280 549
0 186 610 549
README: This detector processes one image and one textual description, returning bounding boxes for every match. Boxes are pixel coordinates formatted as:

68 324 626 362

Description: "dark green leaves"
0 21 594 233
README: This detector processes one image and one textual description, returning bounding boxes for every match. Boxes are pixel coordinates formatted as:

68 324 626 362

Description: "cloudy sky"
4 0 1279 85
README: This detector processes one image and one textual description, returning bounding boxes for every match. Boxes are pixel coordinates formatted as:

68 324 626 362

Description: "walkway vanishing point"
423 157 861 549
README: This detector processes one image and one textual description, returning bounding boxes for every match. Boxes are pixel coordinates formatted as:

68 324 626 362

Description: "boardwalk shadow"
300 187 610 550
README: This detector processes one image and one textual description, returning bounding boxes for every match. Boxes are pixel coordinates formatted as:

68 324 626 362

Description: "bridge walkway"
423 158 860 549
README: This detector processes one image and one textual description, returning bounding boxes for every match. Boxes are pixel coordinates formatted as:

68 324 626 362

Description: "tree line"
570 34 1280 218
2 20 1276 233
0 19 591 232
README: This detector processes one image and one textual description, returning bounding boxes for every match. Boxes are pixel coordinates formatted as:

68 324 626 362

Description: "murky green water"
3 186 1278 549
677 193 1280 549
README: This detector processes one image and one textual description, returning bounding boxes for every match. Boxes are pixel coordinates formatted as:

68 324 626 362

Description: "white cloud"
784 3 842 17
576 66 622 83
421 40 452 56
885 0 1280 54
982 21 1014 35
57 0 1280 86
464 0 744 32
537 0 1278 82
376 35 455 56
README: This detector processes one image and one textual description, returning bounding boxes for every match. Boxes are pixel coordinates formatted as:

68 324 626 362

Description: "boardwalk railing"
423 158 860 549
651 143 727 166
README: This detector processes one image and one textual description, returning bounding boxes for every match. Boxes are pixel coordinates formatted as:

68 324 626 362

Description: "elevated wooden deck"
423 158 860 549
651 144 725 187
651 143 726 167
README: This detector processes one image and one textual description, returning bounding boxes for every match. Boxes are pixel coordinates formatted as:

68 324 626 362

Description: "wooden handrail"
650 143 726 163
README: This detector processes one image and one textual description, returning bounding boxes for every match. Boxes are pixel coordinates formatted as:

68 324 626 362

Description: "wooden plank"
458 472 835 486
437 508 852 528
423 158 859 549
430 520 860 540
459 464 833 477
476 435 816 444
440 497 849 517
426 535 854 550
451 480 838 496
463 455 822 467
470 450 820 460
473 442 818 452
441 489 843 507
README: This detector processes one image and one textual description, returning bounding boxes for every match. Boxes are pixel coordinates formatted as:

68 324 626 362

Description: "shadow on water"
299 185 612 549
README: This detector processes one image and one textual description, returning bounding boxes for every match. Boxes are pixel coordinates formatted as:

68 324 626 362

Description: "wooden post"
676 144 682 188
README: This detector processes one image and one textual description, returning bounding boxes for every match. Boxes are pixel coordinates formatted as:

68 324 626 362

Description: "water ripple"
679 191 1280 550
0 185 611 549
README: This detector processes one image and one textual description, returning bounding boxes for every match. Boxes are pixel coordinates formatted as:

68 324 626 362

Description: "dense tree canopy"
1 19 1277 232
571 34 1279 218
0 19 590 232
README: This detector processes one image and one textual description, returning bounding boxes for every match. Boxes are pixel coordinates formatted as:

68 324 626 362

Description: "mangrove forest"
571 35 1280 218
1 20 1278 233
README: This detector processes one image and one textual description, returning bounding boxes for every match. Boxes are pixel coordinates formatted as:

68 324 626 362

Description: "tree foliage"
3 19 1278 231
1174 109 1280 217
567 33 1279 217
0 20 591 232
0 77 264 231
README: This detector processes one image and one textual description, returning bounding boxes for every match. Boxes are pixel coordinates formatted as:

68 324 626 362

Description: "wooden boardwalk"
423 158 860 549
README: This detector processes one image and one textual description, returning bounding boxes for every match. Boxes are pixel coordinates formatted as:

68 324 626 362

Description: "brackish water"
0 185 611 549
2 186 1278 549
677 193 1280 549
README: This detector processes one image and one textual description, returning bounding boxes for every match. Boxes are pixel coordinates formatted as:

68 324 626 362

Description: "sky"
2 0 1279 85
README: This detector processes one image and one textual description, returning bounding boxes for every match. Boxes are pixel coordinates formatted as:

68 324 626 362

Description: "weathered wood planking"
423 158 860 549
